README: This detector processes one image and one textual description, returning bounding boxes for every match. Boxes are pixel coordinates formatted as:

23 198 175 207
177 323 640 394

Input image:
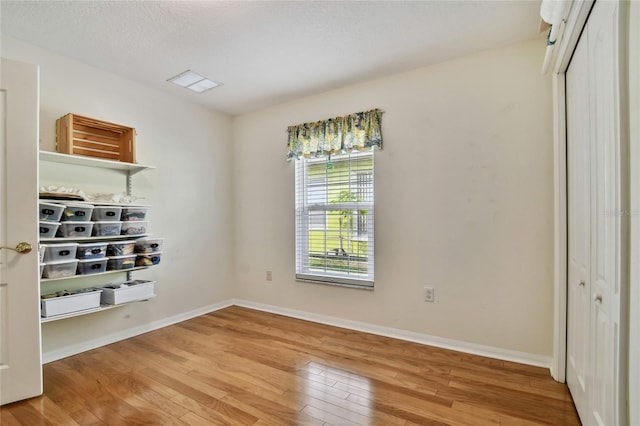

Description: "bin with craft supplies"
121 221 148 236
99 280 155 305
91 206 123 222
41 242 78 262
60 203 94 221
57 222 93 238
76 242 108 259
39 201 64 222
106 254 136 271
135 252 162 267
92 221 123 237
134 237 163 254
41 288 103 317
39 221 60 239
42 259 79 279
120 206 148 221
106 240 136 256
76 258 108 275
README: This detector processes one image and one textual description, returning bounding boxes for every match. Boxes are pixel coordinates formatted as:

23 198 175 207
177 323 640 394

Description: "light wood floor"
1 306 581 425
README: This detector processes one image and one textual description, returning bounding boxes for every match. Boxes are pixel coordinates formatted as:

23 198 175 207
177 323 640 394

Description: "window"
295 150 374 288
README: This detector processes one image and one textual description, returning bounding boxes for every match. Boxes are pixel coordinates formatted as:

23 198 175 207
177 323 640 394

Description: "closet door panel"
588 1 620 424
565 27 591 420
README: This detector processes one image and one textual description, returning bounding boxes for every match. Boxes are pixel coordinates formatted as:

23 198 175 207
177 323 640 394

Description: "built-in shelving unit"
39 151 157 323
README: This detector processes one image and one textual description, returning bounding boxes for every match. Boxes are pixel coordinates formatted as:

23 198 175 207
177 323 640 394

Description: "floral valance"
286 109 383 161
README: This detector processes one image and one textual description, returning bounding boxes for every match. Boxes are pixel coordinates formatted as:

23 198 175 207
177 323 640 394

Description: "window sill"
296 275 374 291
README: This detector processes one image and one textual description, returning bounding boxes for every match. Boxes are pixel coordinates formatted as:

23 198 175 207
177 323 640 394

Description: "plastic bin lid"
62 202 94 207
43 259 79 265
109 240 137 245
41 242 79 248
77 242 108 247
39 220 61 225
93 221 123 224
60 221 94 225
136 237 163 242
39 201 64 207
108 254 137 259
139 251 163 256
77 258 108 264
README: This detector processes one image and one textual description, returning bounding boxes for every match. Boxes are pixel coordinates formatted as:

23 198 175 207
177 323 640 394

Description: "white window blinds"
295 151 374 288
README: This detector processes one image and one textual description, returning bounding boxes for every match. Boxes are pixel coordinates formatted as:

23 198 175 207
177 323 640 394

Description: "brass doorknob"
0 242 33 254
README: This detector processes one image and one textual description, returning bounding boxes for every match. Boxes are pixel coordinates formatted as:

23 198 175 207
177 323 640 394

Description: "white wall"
1 36 235 358
232 39 554 358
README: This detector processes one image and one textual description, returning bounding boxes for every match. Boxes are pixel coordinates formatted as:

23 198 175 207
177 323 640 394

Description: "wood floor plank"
2 306 581 425
0 408 23 426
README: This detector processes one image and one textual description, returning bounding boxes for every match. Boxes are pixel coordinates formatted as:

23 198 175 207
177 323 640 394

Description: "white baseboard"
43 298 552 370
231 299 552 369
42 300 234 364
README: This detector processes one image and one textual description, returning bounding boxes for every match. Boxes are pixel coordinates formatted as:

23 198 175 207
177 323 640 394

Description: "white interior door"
565 1 625 425
587 2 621 424
565 30 591 421
0 58 42 405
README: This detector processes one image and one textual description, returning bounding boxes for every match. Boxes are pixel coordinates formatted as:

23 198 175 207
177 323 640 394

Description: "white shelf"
40 234 151 243
41 266 150 283
39 151 155 175
40 296 156 323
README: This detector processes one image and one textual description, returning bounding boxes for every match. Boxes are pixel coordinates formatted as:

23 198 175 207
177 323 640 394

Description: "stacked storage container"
39 200 161 282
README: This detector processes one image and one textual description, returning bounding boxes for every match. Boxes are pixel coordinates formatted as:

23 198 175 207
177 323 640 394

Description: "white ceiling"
1 1 543 116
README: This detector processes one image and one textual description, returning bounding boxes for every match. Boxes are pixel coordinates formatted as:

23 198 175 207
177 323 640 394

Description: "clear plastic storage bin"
107 254 136 271
107 240 136 256
39 202 64 222
61 203 94 221
121 221 148 235
57 222 94 238
42 259 79 279
135 252 162 267
76 242 108 259
77 258 108 275
42 242 78 262
92 221 123 237
134 237 163 254
120 206 148 221
91 206 123 222
39 221 60 239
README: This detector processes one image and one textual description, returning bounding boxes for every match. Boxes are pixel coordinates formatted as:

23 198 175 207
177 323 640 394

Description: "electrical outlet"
424 287 434 302
266 271 272 281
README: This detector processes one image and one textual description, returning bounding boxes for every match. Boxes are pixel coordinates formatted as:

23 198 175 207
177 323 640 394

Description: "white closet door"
566 28 592 421
565 1 623 425
587 1 621 424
